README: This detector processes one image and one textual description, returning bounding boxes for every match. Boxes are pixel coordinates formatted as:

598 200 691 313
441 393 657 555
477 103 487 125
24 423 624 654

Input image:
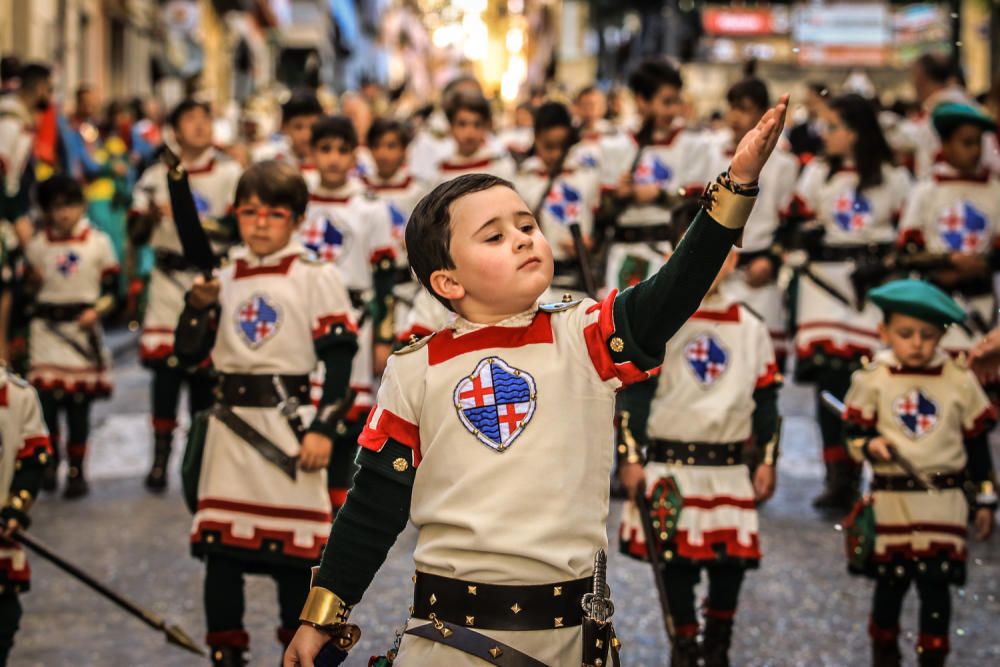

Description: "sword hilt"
581 549 614 623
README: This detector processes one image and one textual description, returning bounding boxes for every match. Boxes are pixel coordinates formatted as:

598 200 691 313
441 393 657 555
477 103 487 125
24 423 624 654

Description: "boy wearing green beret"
842 279 997 667
897 103 1000 358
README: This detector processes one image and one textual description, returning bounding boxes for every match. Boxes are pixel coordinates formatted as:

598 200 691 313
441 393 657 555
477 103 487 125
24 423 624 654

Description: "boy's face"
48 201 85 235
646 84 683 129
878 313 944 368
284 114 319 160
726 98 764 144
313 137 355 187
235 194 299 257
176 108 213 153
577 91 606 126
941 124 984 175
514 107 534 129
431 186 553 321
534 126 570 170
821 109 856 158
370 132 406 178
450 109 488 157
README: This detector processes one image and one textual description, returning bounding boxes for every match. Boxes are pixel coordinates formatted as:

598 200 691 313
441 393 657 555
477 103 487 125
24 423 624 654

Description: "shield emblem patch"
684 334 728 386
235 294 281 349
454 357 537 452
893 389 937 438
300 215 348 263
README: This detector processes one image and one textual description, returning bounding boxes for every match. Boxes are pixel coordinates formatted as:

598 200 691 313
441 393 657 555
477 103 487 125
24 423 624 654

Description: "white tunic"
131 148 242 364
432 144 516 186
191 241 355 564
0 96 34 206
25 220 119 396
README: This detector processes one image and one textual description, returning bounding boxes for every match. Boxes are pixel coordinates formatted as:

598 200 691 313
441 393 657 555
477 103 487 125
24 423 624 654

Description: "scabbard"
581 618 615 667
210 405 299 479
405 621 548 667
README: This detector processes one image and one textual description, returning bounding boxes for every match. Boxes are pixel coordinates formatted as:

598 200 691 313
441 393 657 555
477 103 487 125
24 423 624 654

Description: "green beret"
932 102 997 136
868 279 966 327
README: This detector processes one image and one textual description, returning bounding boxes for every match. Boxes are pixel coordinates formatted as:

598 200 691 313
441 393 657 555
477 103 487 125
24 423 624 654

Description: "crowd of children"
1 53 998 667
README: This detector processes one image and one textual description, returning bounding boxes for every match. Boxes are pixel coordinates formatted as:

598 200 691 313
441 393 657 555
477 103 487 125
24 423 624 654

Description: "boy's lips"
518 256 542 269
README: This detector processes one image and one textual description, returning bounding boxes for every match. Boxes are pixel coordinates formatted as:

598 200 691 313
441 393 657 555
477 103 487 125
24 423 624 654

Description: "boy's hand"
283 624 332 667
299 433 332 471
77 308 99 330
973 507 994 541
616 172 634 199
1 514 24 540
970 327 1000 383
729 93 790 185
866 436 894 462
633 183 661 205
949 252 988 279
373 342 392 377
188 274 220 309
618 462 646 502
744 256 774 287
753 463 777 503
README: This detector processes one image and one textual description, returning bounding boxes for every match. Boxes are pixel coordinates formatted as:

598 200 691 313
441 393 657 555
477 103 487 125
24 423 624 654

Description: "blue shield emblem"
454 357 537 452
939 201 988 252
545 182 582 226
633 155 673 186
56 251 80 277
894 389 937 438
579 150 599 169
236 294 281 349
684 334 728 386
300 216 346 262
192 190 212 216
833 191 873 232
388 203 407 240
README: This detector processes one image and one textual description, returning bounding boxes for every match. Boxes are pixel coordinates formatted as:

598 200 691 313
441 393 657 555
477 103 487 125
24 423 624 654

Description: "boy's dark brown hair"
234 160 310 220
406 173 514 311
367 117 410 148
445 92 492 125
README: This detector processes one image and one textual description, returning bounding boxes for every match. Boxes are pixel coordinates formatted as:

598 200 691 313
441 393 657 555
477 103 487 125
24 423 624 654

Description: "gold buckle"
299 587 353 627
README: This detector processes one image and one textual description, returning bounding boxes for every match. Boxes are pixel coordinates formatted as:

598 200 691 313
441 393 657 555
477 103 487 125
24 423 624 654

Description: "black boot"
872 640 902 667
41 456 59 493
210 646 249 667
670 633 702 667
917 649 947 667
703 618 733 667
144 432 172 492
813 462 859 512
63 461 89 499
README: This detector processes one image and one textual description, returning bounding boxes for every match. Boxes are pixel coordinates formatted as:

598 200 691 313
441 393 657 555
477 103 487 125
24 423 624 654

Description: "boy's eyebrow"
472 210 534 235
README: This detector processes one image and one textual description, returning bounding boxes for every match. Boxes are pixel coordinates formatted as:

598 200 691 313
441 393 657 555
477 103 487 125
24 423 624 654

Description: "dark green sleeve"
371 259 396 345
614 210 741 365
314 439 415 604
751 384 781 460
307 328 359 439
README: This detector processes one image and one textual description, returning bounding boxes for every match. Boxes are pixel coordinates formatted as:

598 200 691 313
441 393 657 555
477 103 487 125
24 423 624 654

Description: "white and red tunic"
0 96 34 211
0 368 50 592
604 126 716 292
844 350 996 582
250 135 319 190
132 148 241 365
791 161 911 369
361 296 655 665
578 119 633 192
897 163 1000 354
619 296 779 565
299 179 396 420
190 242 355 565
432 144 516 186
25 221 119 397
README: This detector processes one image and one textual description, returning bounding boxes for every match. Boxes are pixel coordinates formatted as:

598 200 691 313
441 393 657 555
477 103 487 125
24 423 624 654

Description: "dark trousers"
39 392 92 465
0 593 21 667
815 368 860 485
871 576 951 653
328 420 361 516
662 561 746 633
151 366 216 437
203 555 311 648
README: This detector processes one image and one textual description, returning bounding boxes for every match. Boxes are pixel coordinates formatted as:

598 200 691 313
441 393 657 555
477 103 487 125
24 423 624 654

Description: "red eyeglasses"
234 206 294 225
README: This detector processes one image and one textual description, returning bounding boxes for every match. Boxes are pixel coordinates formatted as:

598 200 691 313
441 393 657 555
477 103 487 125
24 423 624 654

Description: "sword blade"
634 485 675 641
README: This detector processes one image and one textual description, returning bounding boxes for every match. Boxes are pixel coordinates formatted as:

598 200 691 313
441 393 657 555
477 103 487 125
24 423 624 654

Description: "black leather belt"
871 472 964 492
648 440 744 466
216 373 311 408
809 243 892 263
412 572 590 631
154 249 197 273
32 302 91 321
612 224 672 244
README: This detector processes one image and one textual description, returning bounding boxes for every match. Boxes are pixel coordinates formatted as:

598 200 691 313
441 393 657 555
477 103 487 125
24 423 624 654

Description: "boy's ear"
429 268 464 303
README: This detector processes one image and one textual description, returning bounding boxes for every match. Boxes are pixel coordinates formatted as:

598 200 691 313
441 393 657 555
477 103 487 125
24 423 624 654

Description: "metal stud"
553 586 562 596
465 616 475 626
511 603 522 614
554 617 564 628
468 585 477 595
429 594 437 605
489 647 503 659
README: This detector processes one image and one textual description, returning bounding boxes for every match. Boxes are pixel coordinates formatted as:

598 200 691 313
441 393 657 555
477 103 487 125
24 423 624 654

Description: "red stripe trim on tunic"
363 175 414 191
690 304 741 323
796 321 879 338
873 542 966 562
312 313 357 339
796 339 876 360
45 227 92 243
844 406 877 428
963 404 998 438
191 521 328 560
0 385 6 407
185 158 216 176
426 312 554 366
140 343 174 361
142 326 176 334
233 254 298 278
876 523 967 537
358 405 422 465
887 365 943 376
674 529 761 560
681 496 757 510
370 246 397 264
755 362 780 389
196 498 332 523
583 290 658 387
897 228 925 248
18 435 52 460
440 158 494 171
309 194 350 204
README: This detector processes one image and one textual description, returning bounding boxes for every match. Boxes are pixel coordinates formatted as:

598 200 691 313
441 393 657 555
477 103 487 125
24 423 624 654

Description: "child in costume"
297 115 397 513
843 279 996 667
173 161 358 665
25 175 119 498
617 201 781 667
897 102 1000 358
282 96 791 667
789 94 912 512
252 92 324 189
129 98 242 492
432 92 516 185
0 364 51 666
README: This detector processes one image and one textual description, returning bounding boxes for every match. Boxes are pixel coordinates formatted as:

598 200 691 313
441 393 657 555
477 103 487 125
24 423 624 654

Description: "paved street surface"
12 341 1000 666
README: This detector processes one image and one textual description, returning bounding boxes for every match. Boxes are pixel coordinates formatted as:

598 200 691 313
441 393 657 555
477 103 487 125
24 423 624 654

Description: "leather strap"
405 619 548 667
648 440 744 466
210 405 299 479
871 472 963 492
32 302 90 321
216 373 311 408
